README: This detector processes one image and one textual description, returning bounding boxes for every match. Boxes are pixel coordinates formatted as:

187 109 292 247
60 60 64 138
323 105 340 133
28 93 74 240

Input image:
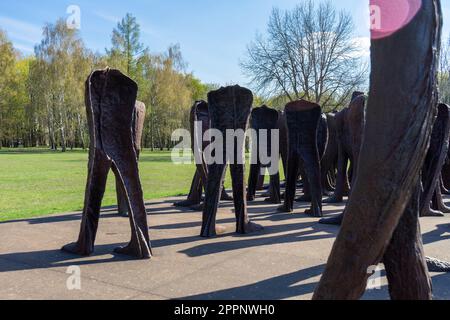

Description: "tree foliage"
0 29 30 148
439 34 450 104
0 14 211 151
106 13 146 78
29 20 94 151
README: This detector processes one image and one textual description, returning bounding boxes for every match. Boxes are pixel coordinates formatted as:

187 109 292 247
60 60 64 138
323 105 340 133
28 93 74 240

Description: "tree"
141 45 193 150
439 34 450 104
241 0 367 111
2 17 208 151
31 19 93 151
0 29 17 148
106 13 146 79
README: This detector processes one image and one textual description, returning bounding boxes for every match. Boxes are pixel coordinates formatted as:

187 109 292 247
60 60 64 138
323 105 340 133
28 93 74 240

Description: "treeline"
1 5 450 151
0 14 214 151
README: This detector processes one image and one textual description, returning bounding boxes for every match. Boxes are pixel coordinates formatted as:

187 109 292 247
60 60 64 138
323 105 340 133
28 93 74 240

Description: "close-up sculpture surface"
314 0 442 300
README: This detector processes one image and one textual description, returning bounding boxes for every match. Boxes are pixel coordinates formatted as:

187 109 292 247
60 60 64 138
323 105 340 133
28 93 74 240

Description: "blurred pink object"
370 0 422 39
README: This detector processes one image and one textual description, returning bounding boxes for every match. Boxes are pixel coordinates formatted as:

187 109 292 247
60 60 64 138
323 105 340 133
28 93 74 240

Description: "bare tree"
241 0 368 111
439 34 450 103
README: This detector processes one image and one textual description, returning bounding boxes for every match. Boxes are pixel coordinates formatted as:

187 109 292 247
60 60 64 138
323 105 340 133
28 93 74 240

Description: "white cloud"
351 37 371 58
93 11 120 24
13 43 34 53
0 16 42 44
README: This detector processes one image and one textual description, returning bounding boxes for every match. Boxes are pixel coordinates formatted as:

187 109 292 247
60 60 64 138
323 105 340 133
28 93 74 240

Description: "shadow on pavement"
178 264 325 300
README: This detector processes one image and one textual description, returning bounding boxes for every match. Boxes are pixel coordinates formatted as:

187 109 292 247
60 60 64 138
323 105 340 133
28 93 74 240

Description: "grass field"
0 149 198 222
0 148 274 222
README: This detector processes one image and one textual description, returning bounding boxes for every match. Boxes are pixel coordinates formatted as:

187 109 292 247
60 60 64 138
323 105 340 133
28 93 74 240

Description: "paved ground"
1 192 450 300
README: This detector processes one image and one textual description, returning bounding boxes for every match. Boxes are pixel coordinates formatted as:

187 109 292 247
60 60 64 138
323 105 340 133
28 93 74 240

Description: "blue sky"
0 0 449 85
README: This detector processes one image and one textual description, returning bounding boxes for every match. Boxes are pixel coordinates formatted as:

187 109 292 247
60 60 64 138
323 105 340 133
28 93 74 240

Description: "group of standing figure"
60 67 450 262
61 0 449 301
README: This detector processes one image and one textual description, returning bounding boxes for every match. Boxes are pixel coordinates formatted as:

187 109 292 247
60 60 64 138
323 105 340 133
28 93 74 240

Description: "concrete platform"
0 193 449 300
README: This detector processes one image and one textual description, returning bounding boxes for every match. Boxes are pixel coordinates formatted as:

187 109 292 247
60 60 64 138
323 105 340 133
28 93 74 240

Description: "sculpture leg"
420 104 450 217
440 175 450 195
247 162 261 201
221 186 234 201
231 163 263 234
296 165 312 202
220 165 234 201
256 173 265 191
117 151 142 217
325 147 349 203
432 180 450 213
111 160 152 259
174 169 203 208
116 174 129 217
383 185 432 300
201 163 227 237
302 153 323 217
321 148 337 195
62 149 111 256
319 151 362 224
265 172 281 204
442 165 450 191
278 153 300 213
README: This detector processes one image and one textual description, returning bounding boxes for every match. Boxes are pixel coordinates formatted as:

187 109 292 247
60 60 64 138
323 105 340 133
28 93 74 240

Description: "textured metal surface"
279 100 323 217
201 85 263 237
174 101 232 210
116 101 146 217
62 68 152 259
421 103 450 217
247 105 281 204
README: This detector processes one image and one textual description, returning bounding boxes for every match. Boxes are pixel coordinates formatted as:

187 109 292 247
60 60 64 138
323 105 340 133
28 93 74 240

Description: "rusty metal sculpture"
296 113 328 203
201 85 263 237
247 105 281 204
314 0 441 300
278 100 323 217
277 111 289 179
441 149 450 191
320 113 339 195
324 92 365 205
116 101 146 217
420 103 450 217
62 68 152 259
174 101 232 210
320 93 367 225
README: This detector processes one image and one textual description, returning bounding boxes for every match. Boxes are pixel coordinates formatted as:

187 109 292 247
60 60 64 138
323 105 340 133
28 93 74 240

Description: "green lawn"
0 149 197 222
0 148 278 222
